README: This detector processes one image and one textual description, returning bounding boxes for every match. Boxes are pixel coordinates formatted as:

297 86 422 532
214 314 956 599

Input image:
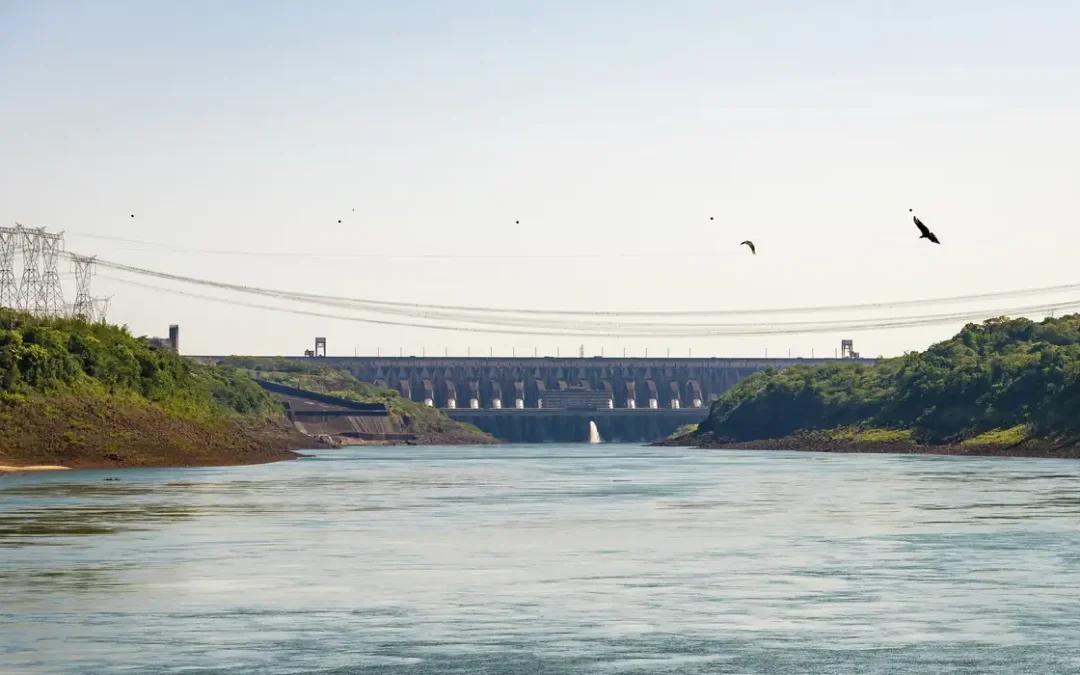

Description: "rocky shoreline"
657 431 1080 460
0 400 499 474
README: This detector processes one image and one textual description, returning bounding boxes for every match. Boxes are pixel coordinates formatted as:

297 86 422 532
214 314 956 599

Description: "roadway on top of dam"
193 355 876 368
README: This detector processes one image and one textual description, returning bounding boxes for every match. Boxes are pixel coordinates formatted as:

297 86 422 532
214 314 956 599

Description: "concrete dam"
257 356 873 409
197 355 876 443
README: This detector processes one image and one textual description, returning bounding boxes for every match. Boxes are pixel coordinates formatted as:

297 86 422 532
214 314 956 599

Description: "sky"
2 1 1079 357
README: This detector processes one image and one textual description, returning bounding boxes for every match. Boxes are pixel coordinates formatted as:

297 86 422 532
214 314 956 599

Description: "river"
2 445 1079 674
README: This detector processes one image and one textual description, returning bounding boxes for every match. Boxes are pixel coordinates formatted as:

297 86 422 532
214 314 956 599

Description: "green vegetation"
828 427 914 443
959 425 1031 447
0 309 277 417
223 356 495 443
0 309 306 468
697 315 1080 445
668 423 699 439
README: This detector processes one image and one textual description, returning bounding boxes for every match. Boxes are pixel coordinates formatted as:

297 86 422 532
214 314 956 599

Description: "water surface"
2 444 1079 674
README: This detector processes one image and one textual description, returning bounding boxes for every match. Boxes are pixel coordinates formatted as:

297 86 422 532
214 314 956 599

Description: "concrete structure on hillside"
252 378 412 443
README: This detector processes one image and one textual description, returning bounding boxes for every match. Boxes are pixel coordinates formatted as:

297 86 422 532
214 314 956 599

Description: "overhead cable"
100 274 1080 339
85 254 1080 320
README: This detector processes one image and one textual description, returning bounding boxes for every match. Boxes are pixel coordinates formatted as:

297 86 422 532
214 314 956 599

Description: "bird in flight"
910 209 940 244
740 240 756 255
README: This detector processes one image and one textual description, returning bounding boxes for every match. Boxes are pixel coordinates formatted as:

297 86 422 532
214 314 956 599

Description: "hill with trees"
0 309 314 469
676 315 1080 457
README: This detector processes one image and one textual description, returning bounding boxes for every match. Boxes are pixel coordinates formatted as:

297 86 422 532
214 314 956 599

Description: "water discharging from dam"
589 420 601 444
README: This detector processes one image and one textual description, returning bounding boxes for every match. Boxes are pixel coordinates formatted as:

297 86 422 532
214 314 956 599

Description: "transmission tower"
16 226 42 313
93 295 112 323
0 225 19 309
38 231 65 317
71 254 96 320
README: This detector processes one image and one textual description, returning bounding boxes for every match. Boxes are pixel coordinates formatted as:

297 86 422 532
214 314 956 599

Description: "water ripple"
1 445 1079 674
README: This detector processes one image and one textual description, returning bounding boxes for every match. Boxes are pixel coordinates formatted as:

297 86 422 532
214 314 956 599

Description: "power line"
87 254 1080 322
149 284 1074 335
99 274 1080 338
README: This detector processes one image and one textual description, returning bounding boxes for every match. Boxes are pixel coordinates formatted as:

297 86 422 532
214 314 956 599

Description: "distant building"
148 325 179 352
841 339 860 359
305 337 327 358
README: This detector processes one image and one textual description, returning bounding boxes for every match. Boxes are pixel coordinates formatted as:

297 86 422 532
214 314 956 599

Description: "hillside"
675 315 1080 457
0 310 316 469
223 357 496 444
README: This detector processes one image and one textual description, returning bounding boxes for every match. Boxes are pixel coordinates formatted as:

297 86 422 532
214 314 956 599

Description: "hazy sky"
2 1 1079 357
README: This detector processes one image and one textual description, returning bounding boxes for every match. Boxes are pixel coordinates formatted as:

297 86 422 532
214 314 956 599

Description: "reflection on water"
2 445 1079 674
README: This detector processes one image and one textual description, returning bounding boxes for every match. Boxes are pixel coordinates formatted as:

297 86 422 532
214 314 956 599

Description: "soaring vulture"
910 209 940 244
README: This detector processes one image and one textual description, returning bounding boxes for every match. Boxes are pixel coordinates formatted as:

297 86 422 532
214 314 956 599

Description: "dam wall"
199 356 876 411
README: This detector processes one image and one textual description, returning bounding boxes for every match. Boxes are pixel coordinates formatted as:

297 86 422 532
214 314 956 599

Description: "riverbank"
0 393 325 470
657 429 1080 459
674 317 1080 460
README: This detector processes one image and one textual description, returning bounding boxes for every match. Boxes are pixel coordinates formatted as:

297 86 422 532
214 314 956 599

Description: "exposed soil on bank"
657 431 1080 460
0 394 329 470
406 418 501 445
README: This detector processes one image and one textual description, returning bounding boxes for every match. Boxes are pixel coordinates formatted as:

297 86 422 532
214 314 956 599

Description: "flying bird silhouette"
910 209 940 244
740 240 756 255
